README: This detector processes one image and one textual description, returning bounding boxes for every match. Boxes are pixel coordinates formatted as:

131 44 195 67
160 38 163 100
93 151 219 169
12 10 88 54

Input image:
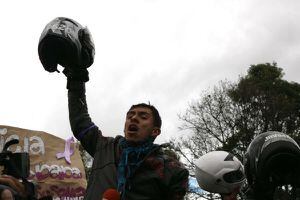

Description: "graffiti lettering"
0 128 45 155
30 164 82 181
53 197 84 200
36 185 85 200
51 185 85 197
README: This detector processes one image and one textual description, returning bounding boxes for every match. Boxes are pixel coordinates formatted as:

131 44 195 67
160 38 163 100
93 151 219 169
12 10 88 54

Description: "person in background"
0 188 14 200
0 175 28 200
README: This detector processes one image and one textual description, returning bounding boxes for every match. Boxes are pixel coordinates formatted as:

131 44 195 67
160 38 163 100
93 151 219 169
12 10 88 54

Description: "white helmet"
194 151 245 194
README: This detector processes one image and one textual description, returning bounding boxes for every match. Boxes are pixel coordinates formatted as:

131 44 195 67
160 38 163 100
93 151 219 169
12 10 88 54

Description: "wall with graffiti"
0 125 87 199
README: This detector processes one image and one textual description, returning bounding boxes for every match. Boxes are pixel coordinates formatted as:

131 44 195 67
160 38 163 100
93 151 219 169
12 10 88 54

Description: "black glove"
38 17 95 82
63 67 89 82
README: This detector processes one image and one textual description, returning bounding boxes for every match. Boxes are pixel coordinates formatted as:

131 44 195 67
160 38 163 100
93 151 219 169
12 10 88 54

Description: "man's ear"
151 127 161 137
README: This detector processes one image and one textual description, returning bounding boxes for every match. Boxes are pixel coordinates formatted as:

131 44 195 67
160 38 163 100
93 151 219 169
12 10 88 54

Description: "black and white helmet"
194 151 245 194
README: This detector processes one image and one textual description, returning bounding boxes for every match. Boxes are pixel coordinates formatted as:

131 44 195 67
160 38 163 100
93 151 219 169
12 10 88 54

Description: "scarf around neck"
117 137 158 199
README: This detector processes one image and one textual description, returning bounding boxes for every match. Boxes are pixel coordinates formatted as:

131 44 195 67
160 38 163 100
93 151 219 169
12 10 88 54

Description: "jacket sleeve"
167 160 189 200
67 80 101 157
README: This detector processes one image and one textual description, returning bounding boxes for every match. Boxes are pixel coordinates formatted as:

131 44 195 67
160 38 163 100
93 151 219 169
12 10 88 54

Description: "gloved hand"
38 17 95 82
63 67 89 82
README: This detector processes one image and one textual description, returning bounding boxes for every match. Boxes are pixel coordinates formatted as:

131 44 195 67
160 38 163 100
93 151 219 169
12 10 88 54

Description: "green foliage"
229 62 300 145
173 63 300 199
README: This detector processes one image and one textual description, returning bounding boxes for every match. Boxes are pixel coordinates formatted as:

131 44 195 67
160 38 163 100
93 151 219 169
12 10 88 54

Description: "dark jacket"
67 81 189 200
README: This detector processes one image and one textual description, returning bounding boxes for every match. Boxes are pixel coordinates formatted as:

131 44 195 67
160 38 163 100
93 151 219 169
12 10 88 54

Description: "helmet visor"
223 169 245 183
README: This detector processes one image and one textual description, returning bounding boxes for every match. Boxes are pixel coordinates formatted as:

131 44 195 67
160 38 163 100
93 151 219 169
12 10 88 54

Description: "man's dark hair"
129 103 162 128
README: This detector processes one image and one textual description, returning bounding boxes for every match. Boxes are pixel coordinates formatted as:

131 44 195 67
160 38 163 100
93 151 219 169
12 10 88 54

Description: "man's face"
124 107 160 142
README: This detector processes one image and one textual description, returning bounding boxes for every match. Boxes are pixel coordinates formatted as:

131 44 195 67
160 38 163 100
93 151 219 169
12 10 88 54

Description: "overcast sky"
1 0 300 144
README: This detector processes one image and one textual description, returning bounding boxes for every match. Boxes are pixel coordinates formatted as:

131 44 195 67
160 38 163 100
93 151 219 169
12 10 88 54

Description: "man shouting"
39 17 189 200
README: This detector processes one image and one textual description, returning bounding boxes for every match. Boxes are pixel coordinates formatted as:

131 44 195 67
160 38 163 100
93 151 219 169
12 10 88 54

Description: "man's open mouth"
128 124 139 132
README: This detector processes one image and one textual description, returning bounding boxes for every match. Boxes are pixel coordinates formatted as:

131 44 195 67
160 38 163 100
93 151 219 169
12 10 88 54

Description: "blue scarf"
117 137 157 199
